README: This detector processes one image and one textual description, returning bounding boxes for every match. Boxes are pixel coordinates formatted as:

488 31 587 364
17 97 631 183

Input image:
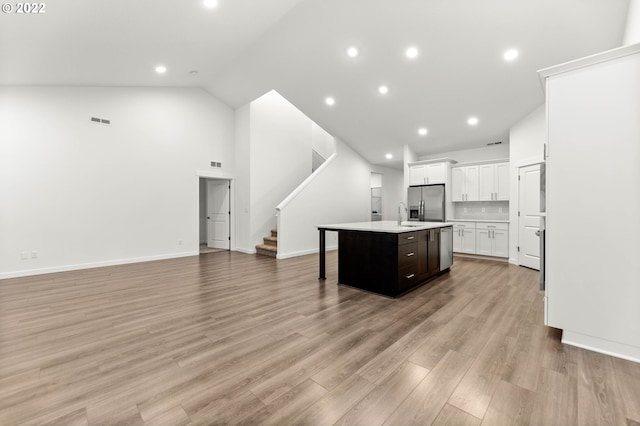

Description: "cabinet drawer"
398 242 419 268
450 222 476 229
398 265 419 289
476 222 508 231
398 231 419 245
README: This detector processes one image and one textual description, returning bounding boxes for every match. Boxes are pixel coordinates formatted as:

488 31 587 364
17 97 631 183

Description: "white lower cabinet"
452 221 508 258
452 223 476 254
475 222 509 258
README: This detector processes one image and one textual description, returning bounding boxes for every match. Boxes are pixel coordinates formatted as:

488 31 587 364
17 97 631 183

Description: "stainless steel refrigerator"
407 184 445 222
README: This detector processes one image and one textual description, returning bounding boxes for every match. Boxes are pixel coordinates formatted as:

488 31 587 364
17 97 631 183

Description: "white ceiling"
0 0 630 168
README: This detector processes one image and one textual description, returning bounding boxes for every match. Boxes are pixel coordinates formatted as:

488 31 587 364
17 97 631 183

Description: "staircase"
256 229 278 258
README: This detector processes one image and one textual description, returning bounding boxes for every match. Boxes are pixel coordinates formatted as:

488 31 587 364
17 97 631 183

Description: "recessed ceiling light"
378 85 389 95
155 65 167 74
405 46 418 59
385 153 393 160
503 49 519 62
418 127 428 136
203 0 218 8
325 97 335 106
347 46 358 58
467 117 479 126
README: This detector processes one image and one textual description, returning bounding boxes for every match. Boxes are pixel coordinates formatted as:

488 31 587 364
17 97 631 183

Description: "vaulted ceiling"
0 0 630 168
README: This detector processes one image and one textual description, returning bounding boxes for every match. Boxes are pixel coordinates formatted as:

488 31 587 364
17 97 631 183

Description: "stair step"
270 229 278 238
256 244 277 258
263 236 277 246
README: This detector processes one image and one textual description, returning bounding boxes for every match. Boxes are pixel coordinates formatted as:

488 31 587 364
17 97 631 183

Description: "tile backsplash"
452 201 509 221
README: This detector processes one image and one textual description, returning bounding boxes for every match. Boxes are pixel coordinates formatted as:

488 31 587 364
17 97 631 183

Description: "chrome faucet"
398 202 407 225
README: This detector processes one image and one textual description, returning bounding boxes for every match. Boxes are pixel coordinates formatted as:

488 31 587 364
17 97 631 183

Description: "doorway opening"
199 178 231 254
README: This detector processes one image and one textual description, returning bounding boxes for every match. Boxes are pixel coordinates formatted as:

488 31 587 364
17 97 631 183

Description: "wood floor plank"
432 404 481 426
287 374 375 426
241 379 328 426
0 252 639 425
577 349 628 426
384 350 474 426
480 380 534 426
447 332 514 419
335 361 428 426
529 368 578 426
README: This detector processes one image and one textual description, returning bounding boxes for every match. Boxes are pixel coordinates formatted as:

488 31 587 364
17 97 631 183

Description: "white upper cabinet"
451 165 479 201
409 162 446 185
479 162 509 201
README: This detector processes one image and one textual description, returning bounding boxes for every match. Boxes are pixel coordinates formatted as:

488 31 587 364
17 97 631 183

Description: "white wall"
234 104 251 252
418 144 510 164
403 144 418 196
508 105 545 264
311 122 335 160
276 139 372 258
624 0 640 45
370 165 404 221
227 90 318 253
0 86 235 278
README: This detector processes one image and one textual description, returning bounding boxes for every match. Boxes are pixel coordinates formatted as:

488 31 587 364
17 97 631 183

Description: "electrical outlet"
21 251 28 260
31 251 38 259
499 207 503 213
482 207 485 213
463 207 467 213
178 240 183 246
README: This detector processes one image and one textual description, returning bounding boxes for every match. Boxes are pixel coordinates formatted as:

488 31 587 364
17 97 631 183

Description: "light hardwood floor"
1 252 639 425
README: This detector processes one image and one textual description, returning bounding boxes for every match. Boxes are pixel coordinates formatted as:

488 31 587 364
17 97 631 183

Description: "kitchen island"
317 221 453 297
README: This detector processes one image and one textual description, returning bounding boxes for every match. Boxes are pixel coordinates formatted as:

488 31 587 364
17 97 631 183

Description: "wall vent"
210 161 222 168
90 116 111 125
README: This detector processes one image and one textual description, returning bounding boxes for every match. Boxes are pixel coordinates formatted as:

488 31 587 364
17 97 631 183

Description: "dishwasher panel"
440 226 453 271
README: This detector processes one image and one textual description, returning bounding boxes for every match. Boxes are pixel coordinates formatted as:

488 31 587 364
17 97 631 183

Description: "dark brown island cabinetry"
337 228 444 297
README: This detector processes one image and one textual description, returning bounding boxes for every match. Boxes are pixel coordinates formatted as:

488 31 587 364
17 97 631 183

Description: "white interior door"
206 180 230 249
518 164 541 269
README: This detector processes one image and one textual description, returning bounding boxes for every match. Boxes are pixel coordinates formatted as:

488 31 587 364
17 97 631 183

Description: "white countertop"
449 219 510 223
317 220 453 233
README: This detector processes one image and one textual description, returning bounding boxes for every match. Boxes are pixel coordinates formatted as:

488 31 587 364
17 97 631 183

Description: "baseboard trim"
453 253 508 263
0 251 198 280
562 330 640 364
277 246 338 260
234 248 257 255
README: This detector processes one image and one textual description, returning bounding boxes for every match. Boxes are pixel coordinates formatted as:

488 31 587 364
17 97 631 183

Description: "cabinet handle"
406 252 415 257
406 236 415 240
405 274 415 279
